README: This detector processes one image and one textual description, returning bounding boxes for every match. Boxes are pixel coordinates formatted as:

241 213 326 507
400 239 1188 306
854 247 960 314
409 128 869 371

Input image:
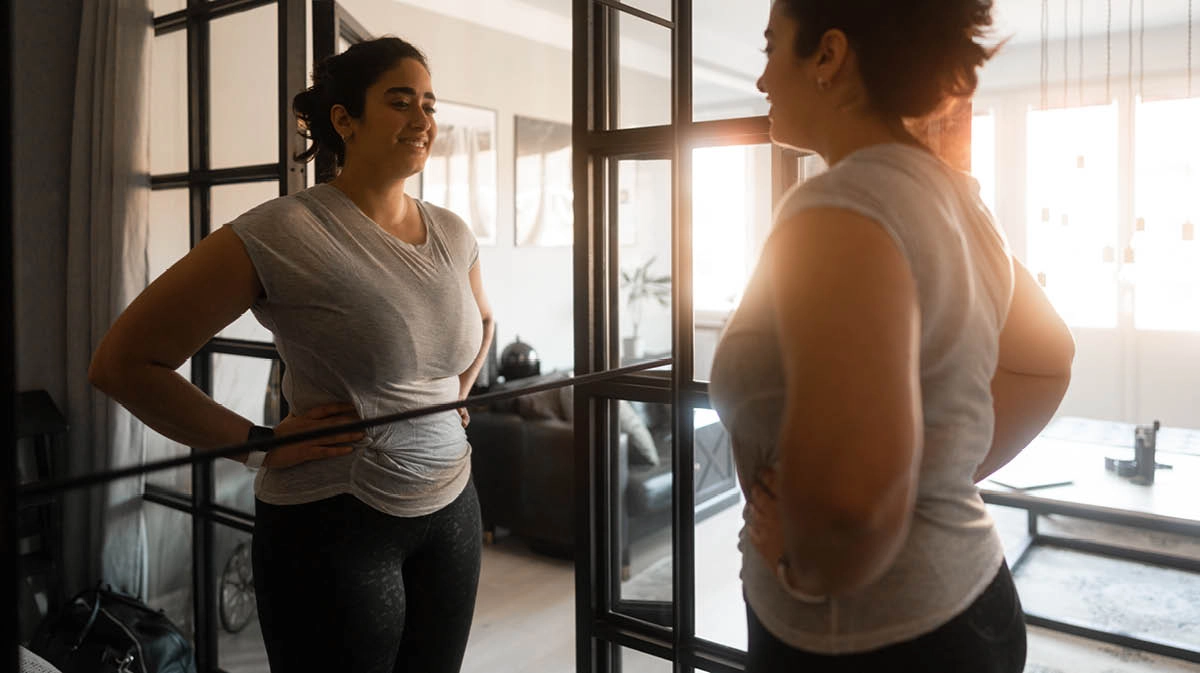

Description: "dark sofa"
466 373 739 572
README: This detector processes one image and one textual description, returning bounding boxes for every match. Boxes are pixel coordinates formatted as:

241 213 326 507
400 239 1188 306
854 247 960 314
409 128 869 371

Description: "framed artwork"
421 101 498 245
514 115 574 247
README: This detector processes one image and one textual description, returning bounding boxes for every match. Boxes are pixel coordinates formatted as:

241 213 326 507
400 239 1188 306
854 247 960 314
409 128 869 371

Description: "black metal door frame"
572 2 793 671
149 1 305 670
3 0 18 669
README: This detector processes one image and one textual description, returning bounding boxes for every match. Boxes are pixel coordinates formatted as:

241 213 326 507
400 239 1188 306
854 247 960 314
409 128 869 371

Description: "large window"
1133 97 1200 332
1025 103 1120 329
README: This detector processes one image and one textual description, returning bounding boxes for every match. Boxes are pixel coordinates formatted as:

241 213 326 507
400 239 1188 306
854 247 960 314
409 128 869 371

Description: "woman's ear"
815 28 850 79
329 104 353 140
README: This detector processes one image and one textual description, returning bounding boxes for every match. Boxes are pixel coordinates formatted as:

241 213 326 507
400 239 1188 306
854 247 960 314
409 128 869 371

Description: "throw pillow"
619 400 660 466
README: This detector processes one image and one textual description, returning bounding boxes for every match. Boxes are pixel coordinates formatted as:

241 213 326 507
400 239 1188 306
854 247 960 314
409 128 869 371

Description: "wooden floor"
215 500 1200 673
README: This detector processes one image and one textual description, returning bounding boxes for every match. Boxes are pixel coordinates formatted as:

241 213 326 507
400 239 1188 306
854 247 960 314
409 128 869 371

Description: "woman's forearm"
975 366 1071 482
90 361 254 453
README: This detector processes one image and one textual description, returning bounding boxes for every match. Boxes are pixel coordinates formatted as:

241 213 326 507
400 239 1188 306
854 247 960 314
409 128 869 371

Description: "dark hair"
292 36 430 165
778 0 998 119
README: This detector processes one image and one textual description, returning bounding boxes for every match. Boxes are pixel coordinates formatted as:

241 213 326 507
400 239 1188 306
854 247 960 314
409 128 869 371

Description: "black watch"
245 425 275 469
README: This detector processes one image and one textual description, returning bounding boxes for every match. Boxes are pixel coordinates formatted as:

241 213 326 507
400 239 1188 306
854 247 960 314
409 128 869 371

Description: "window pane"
616 10 671 129
151 31 188 175
215 526 267 671
152 0 185 15
692 408 745 650
693 0 770 122
692 145 771 381
210 4 278 169
1132 97 1200 332
618 159 672 364
149 188 191 282
619 645 673 672
615 400 672 626
1025 103 1119 328
972 111 997 216
145 501 193 640
618 0 670 20
213 182 279 342
212 354 279 514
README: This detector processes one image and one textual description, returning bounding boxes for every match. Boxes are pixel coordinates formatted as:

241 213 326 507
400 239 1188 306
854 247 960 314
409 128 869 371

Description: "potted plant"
620 256 671 358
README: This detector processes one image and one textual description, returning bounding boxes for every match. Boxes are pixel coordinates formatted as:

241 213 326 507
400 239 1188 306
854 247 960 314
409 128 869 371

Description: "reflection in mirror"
692 144 772 382
214 526 267 672
617 159 672 365
144 502 194 638
209 4 278 169
692 408 745 650
620 645 674 672
212 182 279 342
150 29 187 175
615 400 674 625
693 0 771 121
211 354 275 515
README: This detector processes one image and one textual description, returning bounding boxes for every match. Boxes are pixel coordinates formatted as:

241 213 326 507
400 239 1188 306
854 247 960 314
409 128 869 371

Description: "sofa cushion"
618 401 659 466
513 372 569 420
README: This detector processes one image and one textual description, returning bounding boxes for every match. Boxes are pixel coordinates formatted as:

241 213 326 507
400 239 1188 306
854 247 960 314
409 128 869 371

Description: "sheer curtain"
63 0 152 599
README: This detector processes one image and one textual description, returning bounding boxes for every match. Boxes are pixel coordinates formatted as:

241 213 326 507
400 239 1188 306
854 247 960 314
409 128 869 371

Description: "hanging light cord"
1064 0 1070 106
1106 0 1113 102
1078 0 1085 105
1042 0 1051 109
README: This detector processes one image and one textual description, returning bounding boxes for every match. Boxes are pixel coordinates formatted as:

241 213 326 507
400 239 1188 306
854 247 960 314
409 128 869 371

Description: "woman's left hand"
456 406 470 428
746 468 785 570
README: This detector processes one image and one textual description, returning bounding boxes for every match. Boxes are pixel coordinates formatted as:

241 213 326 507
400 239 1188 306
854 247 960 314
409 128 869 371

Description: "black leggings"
251 481 482 673
746 560 1027 673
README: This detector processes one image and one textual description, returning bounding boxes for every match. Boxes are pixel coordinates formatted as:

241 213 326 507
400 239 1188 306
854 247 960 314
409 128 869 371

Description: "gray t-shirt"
229 183 482 517
709 144 1014 653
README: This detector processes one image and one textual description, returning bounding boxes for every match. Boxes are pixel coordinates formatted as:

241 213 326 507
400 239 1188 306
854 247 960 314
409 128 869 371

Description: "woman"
89 37 495 673
708 2 1075 671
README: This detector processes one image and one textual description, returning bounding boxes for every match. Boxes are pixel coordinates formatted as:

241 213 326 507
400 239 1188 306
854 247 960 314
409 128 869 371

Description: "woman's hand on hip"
746 468 785 570
264 403 365 468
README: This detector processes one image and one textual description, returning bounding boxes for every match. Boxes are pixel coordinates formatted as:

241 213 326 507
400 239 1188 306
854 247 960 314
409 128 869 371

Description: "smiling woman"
88 35 496 673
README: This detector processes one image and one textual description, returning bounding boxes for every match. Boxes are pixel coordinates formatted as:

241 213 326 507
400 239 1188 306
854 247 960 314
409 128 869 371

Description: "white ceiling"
386 0 1196 108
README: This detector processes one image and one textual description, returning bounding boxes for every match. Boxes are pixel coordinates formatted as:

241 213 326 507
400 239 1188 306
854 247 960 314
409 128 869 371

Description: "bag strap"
69 590 103 652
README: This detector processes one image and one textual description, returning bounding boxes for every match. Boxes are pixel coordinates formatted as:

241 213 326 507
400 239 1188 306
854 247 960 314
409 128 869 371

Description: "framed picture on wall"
421 101 498 245
514 115 573 247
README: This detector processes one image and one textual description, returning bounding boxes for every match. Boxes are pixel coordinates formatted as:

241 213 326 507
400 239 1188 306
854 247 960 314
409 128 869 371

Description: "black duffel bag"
28 585 196 673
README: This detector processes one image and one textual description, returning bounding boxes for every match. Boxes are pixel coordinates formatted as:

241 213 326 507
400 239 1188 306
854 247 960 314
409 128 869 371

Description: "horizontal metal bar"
687 639 748 673
980 490 1200 537
1025 612 1200 663
685 116 771 147
153 10 187 35
1036 534 1200 572
203 337 278 359
594 0 672 30
153 0 276 36
592 618 675 660
18 357 674 499
144 485 256 534
151 164 279 191
589 126 673 157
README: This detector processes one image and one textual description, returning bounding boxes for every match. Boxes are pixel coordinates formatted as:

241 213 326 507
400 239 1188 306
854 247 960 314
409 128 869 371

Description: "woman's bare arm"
975 259 1075 482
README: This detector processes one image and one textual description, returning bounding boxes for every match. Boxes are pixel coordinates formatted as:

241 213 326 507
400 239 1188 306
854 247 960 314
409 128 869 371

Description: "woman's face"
347 57 438 179
756 2 819 150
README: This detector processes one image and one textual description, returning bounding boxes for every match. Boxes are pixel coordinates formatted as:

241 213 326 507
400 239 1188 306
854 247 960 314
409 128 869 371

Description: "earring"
817 78 831 91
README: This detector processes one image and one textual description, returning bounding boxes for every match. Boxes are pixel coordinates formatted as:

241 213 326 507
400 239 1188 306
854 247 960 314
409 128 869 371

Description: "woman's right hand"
262 402 366 468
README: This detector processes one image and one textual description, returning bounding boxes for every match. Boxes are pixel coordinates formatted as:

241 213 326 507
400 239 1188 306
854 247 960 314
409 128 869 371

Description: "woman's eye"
425 106 437 115
393 101 410 109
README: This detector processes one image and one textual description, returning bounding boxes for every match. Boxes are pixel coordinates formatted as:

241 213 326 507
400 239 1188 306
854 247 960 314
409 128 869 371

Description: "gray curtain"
63 0 152 599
